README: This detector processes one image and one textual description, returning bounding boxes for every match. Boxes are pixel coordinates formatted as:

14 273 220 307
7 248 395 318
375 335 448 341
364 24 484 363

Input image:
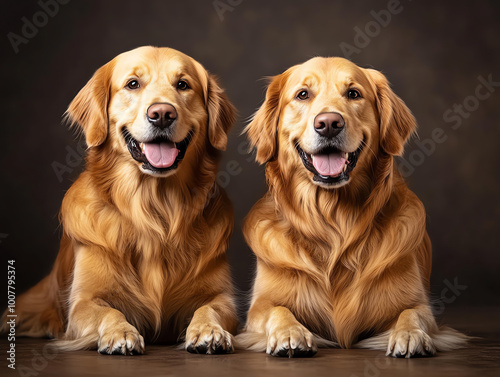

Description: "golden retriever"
237 57 468 358
1 46 238 355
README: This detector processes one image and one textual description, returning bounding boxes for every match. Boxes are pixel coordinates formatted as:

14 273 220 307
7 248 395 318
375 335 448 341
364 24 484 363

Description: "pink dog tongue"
311 153 346 177
143 141 179 168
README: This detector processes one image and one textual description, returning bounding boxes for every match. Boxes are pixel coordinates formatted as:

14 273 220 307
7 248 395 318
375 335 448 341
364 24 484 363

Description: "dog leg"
61 245 145 355
266 306 318 357
242 299 317 357
386 304 437 358
185 293 237 354
66 299 145 355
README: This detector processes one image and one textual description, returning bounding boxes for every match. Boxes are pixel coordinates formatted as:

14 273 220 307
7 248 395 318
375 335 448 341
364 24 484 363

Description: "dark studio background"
1 0 499 324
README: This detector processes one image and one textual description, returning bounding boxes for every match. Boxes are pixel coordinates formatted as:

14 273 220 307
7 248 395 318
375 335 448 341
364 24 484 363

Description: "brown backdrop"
1 0 499 315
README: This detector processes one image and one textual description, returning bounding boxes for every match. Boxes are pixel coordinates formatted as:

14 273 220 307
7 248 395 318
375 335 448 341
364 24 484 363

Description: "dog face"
66 46 235 177
246 57 416 189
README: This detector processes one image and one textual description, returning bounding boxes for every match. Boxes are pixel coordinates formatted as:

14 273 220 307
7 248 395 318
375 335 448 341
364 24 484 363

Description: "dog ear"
366 69 417 156
65 61 114 148
205 74 236 151
244 71 290 164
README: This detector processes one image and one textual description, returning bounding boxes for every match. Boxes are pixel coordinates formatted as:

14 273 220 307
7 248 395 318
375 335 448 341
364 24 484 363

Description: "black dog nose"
146 103 177 129
314 112 345 138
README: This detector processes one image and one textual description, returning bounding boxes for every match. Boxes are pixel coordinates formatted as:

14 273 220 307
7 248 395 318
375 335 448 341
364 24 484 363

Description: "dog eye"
347 89 361 99
177 80 190 91
126 80 140 90
296 90 309 100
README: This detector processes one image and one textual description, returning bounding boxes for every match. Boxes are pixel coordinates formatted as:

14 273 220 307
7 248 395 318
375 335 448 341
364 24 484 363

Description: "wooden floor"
4 307 500 377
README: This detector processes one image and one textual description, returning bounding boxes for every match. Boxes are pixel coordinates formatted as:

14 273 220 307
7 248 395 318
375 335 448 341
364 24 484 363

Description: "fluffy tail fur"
1 274 64 338
50 335 100 351
355 326 471 351
236 327 469 354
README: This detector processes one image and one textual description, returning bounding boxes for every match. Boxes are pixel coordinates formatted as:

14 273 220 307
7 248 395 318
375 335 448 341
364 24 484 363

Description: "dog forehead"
291 57 367 88
112 46 199 79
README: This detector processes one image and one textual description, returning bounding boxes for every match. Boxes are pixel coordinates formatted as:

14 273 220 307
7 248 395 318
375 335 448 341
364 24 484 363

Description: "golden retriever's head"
246 57 416 189
66 46 235 177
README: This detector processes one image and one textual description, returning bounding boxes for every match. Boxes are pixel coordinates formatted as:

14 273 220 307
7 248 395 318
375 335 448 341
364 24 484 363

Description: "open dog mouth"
295 142 364 186
122 128 193 174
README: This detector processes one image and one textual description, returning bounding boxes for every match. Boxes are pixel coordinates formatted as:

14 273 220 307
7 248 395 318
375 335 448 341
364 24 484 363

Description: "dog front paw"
386 328 436 358
267 324 317 358
185 323 234 354
98 323 145 355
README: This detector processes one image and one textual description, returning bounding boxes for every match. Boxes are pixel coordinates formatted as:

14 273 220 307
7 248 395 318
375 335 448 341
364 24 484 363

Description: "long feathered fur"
238 57 469 356
1 47 238 352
